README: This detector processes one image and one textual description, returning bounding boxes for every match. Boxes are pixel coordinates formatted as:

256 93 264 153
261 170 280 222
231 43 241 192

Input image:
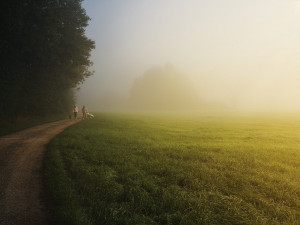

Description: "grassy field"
44 113 300 225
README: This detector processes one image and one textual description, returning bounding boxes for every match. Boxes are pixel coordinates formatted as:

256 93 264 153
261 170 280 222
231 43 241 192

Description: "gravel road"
0 119 80 225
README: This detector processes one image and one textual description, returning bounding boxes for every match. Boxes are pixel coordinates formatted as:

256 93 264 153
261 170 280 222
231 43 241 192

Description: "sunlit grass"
44 113 300 225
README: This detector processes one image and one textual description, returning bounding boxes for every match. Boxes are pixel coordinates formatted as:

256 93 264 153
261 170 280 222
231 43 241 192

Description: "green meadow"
44 113 300 225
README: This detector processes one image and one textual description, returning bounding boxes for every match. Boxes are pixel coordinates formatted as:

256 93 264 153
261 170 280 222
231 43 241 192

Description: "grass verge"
44 113 300 225
0 114 68 136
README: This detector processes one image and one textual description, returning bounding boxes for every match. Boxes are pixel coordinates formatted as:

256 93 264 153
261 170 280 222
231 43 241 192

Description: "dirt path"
0 119 80 225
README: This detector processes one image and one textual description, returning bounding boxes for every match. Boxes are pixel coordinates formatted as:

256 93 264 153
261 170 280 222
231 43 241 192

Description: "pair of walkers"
73 105 88 119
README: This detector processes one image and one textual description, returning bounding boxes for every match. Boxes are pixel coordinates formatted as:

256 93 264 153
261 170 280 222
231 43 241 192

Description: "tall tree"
0 0 94 118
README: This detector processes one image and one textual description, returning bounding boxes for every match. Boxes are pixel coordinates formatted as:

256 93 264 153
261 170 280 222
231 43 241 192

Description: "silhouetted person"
73 105 78 119
82 105 88 119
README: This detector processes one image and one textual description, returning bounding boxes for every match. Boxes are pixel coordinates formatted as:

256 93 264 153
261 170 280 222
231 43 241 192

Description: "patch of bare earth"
0 119 80 225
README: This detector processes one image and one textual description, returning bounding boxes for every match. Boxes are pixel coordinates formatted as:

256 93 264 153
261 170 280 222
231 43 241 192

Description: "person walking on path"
73 105 78 119
82 105 88 119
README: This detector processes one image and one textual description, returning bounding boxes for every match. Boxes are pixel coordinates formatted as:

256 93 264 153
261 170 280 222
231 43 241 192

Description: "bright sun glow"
293 0 300 7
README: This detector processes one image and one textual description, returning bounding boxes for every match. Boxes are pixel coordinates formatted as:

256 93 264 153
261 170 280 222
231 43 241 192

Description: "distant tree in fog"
128 64 200 111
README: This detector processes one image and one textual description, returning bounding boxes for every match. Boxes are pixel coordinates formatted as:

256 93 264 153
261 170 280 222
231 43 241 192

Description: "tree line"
0 0 94 119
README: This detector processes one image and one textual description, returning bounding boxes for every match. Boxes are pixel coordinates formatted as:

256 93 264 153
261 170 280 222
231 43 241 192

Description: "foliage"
45 113 300 225
128 64 200 111
0 0 94 118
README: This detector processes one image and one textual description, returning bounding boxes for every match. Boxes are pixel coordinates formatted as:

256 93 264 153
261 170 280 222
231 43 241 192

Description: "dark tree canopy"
0 0 95 118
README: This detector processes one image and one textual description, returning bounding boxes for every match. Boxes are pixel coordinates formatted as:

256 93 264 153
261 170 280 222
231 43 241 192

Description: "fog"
77 0 300 112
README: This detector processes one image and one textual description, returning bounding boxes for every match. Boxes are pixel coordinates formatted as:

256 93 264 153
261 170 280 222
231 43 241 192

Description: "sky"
77 0 300 111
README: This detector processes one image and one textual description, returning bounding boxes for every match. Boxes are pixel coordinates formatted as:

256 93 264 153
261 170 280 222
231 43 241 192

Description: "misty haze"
89 64 226 112
77 0 300 113
2 1 300 225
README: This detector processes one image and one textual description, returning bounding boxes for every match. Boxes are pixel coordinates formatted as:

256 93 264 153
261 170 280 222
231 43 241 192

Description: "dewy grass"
44 113 300 225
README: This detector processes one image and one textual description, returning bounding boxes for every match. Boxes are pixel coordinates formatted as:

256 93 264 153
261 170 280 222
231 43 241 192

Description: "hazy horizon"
77 0 300 112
